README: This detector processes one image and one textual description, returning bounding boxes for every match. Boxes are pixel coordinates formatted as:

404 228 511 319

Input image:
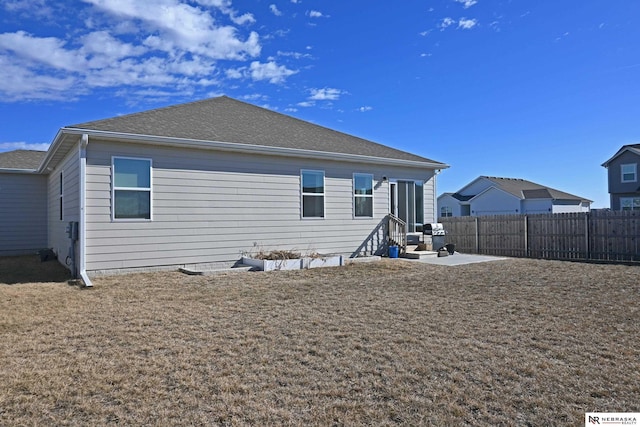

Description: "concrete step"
403 245 438 259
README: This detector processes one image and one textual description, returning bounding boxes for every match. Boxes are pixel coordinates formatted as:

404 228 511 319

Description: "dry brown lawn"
1 255 639 426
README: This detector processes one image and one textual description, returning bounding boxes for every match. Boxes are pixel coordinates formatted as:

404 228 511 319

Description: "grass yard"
1 256 639 426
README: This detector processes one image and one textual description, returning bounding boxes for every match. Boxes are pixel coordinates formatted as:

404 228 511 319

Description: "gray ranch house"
438 176 591 217
602 144 640 210
0 96 448 285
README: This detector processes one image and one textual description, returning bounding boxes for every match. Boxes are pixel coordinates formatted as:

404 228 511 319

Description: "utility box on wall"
66 221 79 241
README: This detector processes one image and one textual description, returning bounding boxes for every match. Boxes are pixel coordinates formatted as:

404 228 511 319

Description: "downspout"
433 169 441 222
79 134 93 287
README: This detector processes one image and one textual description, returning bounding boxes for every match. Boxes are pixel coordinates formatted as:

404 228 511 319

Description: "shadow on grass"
0 255 72 285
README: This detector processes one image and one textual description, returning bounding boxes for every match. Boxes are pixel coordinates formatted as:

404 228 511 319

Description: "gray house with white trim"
0 150 48 256
0 96 448 284
438 176 591 217
602 144 640 210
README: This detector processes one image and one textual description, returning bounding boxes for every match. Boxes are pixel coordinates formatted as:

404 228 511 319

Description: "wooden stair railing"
388 214 407 255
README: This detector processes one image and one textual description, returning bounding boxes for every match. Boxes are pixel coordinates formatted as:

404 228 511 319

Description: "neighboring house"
438 176 591 218
0 150 48 256
0 96 448 283
601 144 640 211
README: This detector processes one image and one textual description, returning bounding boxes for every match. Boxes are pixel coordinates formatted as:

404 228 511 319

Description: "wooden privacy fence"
440 210 640 262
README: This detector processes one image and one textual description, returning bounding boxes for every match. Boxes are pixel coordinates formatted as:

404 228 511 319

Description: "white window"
353 173 373 217
112 157 152 220
620 197 640 211
301 170 324 218
621 163 637 183
440 206 453 218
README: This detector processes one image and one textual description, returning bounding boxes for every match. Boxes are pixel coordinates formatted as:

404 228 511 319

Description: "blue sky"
1 0 639 208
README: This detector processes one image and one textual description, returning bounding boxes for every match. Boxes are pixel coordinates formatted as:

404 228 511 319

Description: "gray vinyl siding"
0 173 47 255
84 140 436 272
47 145 80 267
607 151 640 210
607 151 640 195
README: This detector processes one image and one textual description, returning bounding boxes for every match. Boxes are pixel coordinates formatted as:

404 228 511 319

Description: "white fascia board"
61 128 449 170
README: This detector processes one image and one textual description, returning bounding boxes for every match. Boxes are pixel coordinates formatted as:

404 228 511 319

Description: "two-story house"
602 143 640 210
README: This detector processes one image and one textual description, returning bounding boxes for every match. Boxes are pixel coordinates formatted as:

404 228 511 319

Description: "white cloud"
241 93 268 101
83 0 261 60
308 10 325 18
0 53 79 101
440 17 455 30
228 61 298 83
269 4 282 16
230 13 255 25
297 101 315 107
192 0 255 25
454 0 478 8
0 31 85 71
225 68 244 79
277 50 313 59
81 31 148 68
0 0 313 101
308 87 342 101
0 141 51 151
458 18 478 29
440 17 478 31
357 106 373 112
2 0 55 19
248 60 297 83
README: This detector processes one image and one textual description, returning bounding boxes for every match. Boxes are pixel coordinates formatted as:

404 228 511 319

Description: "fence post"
524 215 528 258
474 216 479 254
585 212 590 260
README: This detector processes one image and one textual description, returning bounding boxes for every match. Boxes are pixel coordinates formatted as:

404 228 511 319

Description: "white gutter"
61 128 450 170
78 134 93 288
0 168 39 174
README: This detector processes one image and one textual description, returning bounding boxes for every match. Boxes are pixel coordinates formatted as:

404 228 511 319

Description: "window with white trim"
353 173 373 217
620 197 640 211
621 163 637 183
112 157 152 220
301 170 324 218
440 206 453 217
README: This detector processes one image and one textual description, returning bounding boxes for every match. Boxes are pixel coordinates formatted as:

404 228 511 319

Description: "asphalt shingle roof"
68 96 445 165
0 150 46 170
483 176 590 201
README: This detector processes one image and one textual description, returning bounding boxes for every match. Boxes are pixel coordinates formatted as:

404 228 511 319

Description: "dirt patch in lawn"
0 255 72 285
1 258 639 425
